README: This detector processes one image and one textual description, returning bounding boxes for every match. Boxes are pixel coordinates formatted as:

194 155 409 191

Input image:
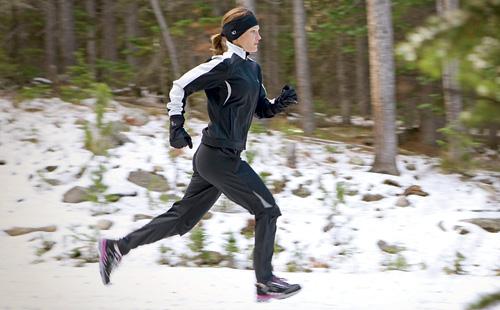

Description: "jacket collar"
226 41 248 59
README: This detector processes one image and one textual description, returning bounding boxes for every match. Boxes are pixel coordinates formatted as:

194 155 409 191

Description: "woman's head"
210 7 261 55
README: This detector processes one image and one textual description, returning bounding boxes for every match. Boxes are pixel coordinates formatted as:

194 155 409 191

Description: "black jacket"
167 42 278 151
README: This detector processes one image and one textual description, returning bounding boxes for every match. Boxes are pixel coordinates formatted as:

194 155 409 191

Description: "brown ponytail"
210 33 227 56
210 7 253 55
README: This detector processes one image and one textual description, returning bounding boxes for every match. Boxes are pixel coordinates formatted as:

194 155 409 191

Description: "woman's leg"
194 144 281 283
99 146 221 285
216 159 301 300
117 170 221 255
232 161 280 284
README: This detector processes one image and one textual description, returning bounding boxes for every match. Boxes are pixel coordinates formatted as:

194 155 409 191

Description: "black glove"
169 115 193 149
274 85 298 112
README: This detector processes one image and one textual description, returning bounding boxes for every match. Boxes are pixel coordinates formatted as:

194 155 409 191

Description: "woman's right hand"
169 115 193 149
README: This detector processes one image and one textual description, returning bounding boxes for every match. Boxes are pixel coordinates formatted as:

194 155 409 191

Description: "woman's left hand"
275 85 298 108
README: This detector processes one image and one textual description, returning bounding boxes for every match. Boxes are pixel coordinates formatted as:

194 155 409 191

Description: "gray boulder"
292 184 312 198
95 219 113 230
403 185 429 197
63 186 90 203
349 156 365 166
377 240 406 254
362 194 385 202
127 170 170 192
395 197 411 207
384 179 401 187
461 218 500 233
198 251 224 266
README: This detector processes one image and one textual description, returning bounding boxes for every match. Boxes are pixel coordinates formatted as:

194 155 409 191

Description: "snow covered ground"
0 98 499 309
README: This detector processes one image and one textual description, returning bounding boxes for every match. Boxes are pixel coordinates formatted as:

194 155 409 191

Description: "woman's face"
233 25 261 53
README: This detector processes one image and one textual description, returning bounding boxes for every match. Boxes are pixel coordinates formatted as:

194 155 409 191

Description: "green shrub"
224 232 239 267
438 126 480 172
0 49 20 84
60 50 96 102
250 122 267 134
443 252 466 275
17 84 52 101
336 181 346 204
466 290 500 310
259 171 272 183
224 232 238 255
93 83 112 131
246 149 257 165
95 58 133 87
189 225 205 254
86 165 109 204
386 254 410 271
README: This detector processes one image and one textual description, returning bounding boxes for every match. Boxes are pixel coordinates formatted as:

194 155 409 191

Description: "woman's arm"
167 56 230 116
254 67 298 119
254 66 280 119
254 82 279 119
167 56 230 149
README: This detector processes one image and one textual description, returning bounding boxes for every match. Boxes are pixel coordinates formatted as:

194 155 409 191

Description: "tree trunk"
44 0 58 81
336 36 351 125
150 0 181 78
366 0 399 175
398 75 419 129
125 1 140 72
158 40 168 97
259 0 281 95
419 108 438 146
487 123 498 150
442 57 464 158
403 96 418 129
85 0 97 77
9 4 20 63
437 0 464 163
211 1 225 16
101 0 117 62
269 1 282 93
292 0 315 134
58 0 76 69
321 57 335 109
355 33 370 117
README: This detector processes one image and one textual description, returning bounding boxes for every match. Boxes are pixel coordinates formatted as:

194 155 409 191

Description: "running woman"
98 7 301 302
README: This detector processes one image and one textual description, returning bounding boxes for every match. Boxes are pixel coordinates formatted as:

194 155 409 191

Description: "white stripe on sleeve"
167 56 228 116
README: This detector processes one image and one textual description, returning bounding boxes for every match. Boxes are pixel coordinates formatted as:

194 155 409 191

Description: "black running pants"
117 143 281 283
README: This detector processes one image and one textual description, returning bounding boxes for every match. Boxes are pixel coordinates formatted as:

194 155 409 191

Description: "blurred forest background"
0 0 498 173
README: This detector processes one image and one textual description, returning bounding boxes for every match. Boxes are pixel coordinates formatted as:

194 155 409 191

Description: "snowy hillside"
1 98 499 310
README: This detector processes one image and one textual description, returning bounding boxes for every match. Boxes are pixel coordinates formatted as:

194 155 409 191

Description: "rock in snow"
362 194 385 202
4 225 57 236
461 218 500 233
127 170 170 192
63 186 90 203
395 197 411 207
95 219 113 230
403 185 429 197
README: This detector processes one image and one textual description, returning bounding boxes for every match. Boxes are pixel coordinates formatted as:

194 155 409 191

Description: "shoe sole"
98 239 110 285
257 287 302 302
